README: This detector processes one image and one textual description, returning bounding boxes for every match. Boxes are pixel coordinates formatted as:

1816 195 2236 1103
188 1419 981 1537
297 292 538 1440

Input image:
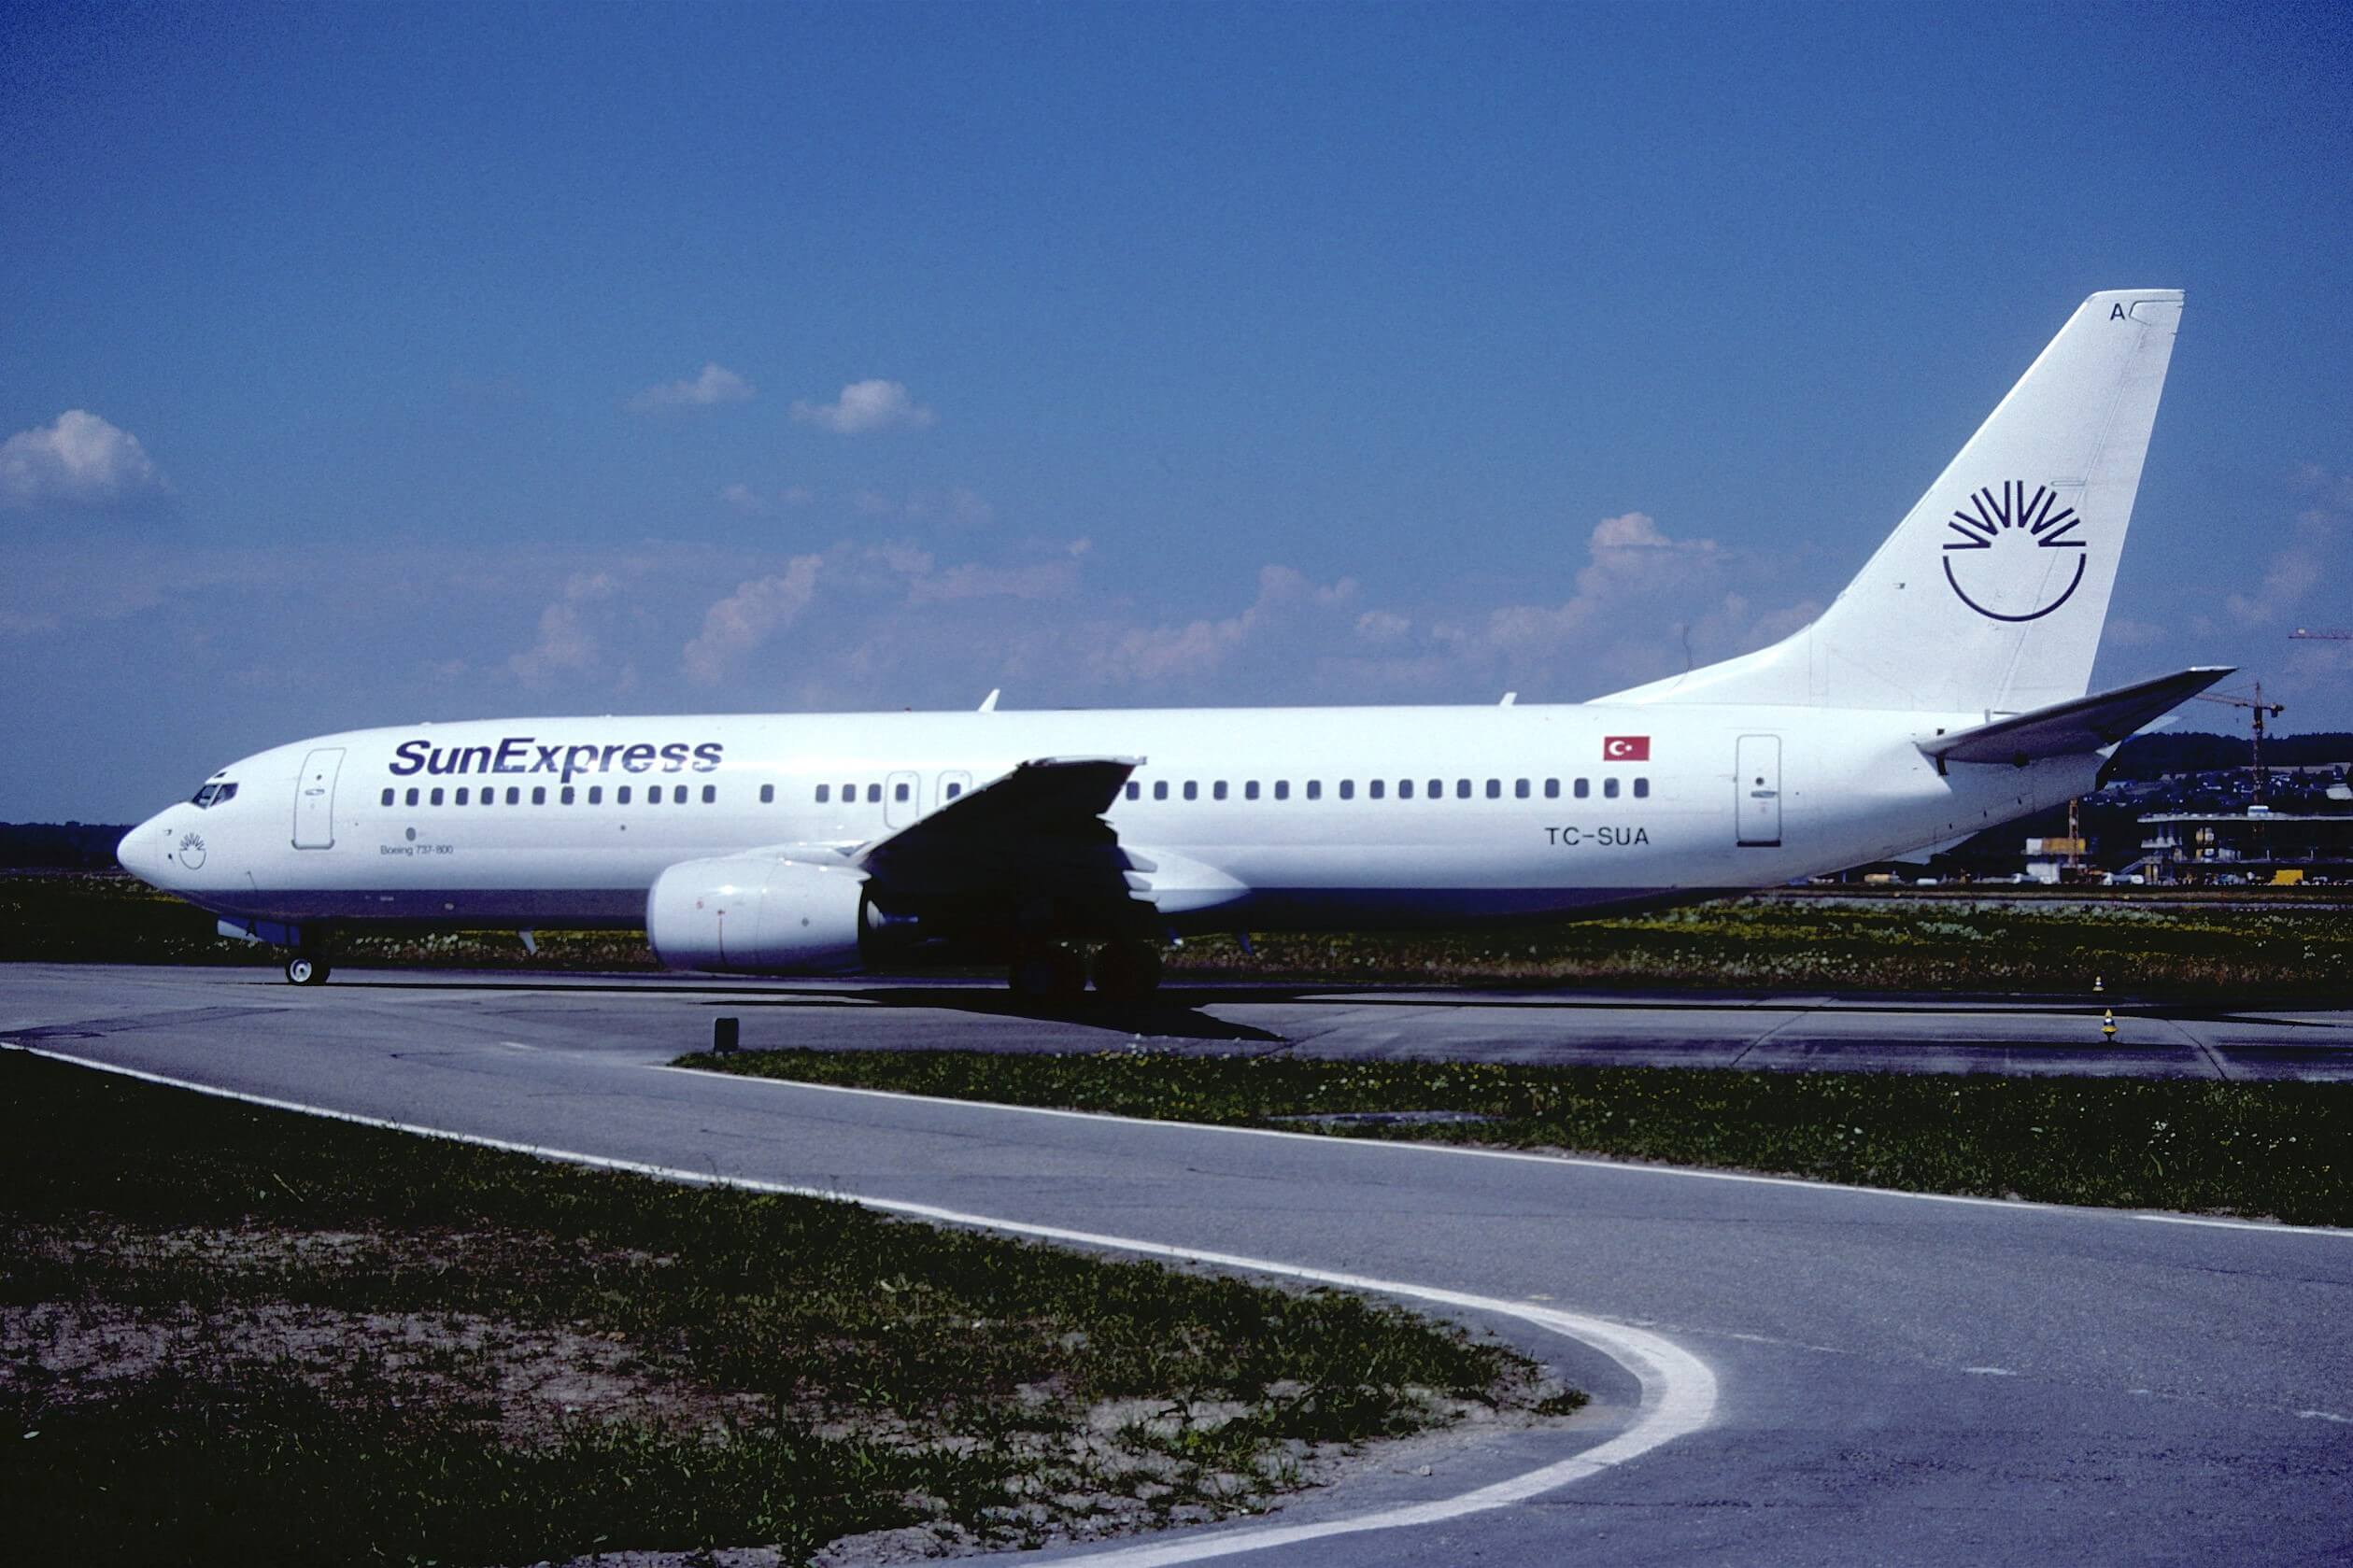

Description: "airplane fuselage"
121 701 2095 938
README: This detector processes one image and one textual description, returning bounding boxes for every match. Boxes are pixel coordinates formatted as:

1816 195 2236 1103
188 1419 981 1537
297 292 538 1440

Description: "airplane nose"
119 816 168 884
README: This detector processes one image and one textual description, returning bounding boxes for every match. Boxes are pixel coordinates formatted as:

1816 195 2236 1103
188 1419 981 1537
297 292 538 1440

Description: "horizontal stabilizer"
1919 667 2233 768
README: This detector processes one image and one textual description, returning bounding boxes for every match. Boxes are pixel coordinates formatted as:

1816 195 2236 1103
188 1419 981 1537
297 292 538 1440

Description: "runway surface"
6 963 2351 1566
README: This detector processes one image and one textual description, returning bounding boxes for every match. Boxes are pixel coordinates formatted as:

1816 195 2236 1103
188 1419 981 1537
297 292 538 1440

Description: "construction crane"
2190 681 2284 807
2289 628 2353 640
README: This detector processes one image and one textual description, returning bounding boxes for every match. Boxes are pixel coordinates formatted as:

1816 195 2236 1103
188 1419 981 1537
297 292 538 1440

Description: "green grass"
1162 893 2353 996
694 1049 2353 1228
0 1051 1568 1565
10 872 2349 998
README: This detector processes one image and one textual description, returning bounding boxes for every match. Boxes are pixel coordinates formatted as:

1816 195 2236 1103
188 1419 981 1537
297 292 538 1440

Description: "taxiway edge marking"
4 1041 1719 1562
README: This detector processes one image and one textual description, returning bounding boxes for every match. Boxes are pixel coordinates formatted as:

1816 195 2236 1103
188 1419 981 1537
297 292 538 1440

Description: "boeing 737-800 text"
120 291 2218 998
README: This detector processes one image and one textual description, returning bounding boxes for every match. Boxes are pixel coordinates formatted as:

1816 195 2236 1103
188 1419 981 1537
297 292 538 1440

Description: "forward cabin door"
1736 734 1782 848
293 747 345 850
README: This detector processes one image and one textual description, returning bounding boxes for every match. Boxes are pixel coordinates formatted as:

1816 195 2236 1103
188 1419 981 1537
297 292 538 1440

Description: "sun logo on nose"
1941 481 2087 622
177 831 206 870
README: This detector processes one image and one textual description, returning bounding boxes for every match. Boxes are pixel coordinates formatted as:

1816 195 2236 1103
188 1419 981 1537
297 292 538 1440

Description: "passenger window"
1339 780 1354 800
866 784 881 804
1124 782 1139 801
648 785 662 804
588 786 602 805
1485 779 1500 799
504 787 519 805
894 782 909 803
1399 779 1413 799
1245 781 1260 800
1307 780 1322 800
946 782 963 798
405 787 419 806
1634 777 1650 798
1455 779 1471 799
1605 777 1621 798
1213 781 1228 800
456 787 470 806
1514 779 1529 798
1184 781 1198 800
560 785 574 805
759 784 773 804
702 784 717 804
842 782 855 800
481 790 493 807
1574 778 1590 798
1274 781 1290 800
430 787 445 806
1154 781 1169 800
381 787 394 807
1544 779 1560 799
1369 779 1385 799
1427 779 1442 799
816 784 829 803
616 786 630 805
532 786 546 805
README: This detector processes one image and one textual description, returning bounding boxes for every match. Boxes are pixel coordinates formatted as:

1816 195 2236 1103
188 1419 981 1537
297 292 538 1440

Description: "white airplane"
121 290 2220 998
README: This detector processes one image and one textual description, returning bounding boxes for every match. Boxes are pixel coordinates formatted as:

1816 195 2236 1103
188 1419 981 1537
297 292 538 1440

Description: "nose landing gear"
283 955 333 986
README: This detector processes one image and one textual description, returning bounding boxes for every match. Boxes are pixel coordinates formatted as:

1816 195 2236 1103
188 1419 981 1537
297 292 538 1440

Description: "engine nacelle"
645 855 871 974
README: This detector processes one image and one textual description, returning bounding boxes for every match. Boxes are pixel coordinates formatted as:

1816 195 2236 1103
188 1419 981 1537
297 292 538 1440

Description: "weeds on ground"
0 1052 1565 1565
699 1050 2353 1227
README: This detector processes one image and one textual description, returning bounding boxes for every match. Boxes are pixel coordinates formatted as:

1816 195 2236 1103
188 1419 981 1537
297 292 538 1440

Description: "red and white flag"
1603 735 1651 762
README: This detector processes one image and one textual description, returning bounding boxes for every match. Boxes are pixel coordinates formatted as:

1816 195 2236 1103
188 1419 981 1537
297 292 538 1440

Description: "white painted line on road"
6 1042 1720 1561
659 1067 2353 1238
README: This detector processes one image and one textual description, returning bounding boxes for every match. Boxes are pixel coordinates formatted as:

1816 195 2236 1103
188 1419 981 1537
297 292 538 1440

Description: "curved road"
5 965 2350 1565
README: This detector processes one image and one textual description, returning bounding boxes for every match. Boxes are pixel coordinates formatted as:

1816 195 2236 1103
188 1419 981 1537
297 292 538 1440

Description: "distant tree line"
2102 730 2353 783
0 823 135 870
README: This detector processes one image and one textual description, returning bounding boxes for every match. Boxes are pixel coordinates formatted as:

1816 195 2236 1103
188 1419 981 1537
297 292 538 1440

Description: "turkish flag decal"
1603 735 1651 762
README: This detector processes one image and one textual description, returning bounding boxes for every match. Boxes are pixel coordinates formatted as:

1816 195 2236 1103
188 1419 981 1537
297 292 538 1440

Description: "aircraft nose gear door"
293 747 345 849
1736 735 1781 848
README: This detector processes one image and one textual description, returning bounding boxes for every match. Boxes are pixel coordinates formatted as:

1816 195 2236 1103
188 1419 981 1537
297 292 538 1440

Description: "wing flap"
853 756 1147 911
1919 666 2233 768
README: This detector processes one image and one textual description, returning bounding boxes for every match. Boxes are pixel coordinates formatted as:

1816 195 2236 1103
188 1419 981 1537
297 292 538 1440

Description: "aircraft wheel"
1092 940 1164 1001
284 956 332 986
1009 946 1085 1006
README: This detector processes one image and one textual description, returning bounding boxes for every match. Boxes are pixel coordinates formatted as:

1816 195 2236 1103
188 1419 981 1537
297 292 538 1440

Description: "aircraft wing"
851 756 1158 928
1918 667 2233 769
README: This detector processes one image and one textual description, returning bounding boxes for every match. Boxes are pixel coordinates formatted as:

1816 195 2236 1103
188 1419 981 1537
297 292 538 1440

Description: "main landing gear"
1006 939 1165 1005
283 954 333 986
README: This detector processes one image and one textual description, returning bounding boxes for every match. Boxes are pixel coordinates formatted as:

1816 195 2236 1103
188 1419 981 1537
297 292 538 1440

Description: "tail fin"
1606 290 2184 714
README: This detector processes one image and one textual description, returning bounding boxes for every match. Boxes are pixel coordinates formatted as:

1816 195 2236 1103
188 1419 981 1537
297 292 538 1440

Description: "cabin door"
1736 735 1782 848
293 748 345 850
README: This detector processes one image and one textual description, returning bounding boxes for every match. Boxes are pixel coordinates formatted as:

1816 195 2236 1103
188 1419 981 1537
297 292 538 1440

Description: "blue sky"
5 1 2349 821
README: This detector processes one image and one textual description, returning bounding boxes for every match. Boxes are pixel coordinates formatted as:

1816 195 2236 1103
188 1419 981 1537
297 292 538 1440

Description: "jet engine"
645 855 872 974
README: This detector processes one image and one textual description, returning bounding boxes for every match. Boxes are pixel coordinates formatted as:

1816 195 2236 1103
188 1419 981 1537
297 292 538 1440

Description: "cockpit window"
190 782 238 809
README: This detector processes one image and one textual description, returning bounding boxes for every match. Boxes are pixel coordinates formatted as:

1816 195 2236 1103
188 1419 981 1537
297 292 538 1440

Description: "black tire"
1092 940 1165 1001
1008 946 1086 1006
284 956 331 986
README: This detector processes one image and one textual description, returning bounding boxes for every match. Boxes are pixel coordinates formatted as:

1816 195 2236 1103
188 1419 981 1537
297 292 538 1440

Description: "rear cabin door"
1736 734 1782 848
293 747 345 849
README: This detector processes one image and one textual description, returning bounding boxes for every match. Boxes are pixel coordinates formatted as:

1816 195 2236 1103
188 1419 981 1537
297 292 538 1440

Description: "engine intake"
645 855 871 974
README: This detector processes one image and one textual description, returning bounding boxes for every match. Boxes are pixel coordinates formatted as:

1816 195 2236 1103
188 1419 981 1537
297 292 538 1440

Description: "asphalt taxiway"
5 963 2350 1566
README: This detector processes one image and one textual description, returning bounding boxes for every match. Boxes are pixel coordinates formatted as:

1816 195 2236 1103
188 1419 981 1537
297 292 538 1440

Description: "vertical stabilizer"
1607 290 2183 714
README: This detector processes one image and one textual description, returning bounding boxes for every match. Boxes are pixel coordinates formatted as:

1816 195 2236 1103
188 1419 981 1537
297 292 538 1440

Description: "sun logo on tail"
1941 481 2087 622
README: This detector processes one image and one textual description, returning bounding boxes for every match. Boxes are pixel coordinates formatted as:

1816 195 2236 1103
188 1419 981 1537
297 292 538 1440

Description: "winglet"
978 688 1000 713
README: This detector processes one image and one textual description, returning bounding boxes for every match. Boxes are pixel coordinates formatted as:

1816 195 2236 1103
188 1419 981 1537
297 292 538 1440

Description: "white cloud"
682 555 823 685
2226 482 2343 627
719 483 767 515
629 362 755 413
0 410 165 511
790 379 935 435
905 559 1079 606
1098 566 1358 684
508 572 617 685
